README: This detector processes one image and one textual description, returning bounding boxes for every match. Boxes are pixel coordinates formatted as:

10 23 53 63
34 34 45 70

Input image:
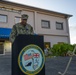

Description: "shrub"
49 43 74 56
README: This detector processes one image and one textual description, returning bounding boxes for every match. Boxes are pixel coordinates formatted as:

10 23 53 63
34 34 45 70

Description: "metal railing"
58 46 76 75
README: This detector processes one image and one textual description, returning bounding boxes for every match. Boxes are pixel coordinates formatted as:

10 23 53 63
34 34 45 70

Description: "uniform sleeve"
9 25 17 43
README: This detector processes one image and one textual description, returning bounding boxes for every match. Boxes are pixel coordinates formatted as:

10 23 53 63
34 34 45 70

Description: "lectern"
12 35 45 75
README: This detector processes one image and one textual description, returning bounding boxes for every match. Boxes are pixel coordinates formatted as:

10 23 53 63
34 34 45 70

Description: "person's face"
21 19 27 25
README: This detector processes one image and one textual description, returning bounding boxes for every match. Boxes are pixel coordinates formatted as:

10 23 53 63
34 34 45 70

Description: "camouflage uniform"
9 23 34 43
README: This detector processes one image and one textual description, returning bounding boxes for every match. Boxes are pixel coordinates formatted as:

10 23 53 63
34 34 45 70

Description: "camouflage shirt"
9 23 34 43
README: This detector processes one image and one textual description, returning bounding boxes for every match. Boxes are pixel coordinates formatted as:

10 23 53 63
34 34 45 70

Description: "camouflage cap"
21 14 28 19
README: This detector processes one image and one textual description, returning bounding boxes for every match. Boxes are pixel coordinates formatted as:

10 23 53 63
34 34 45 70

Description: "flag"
24 53 33 60
33 53 40 58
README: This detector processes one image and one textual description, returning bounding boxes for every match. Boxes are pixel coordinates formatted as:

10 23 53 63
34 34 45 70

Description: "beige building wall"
36 13 68 36
0 10 34 28
0 10 21 28
0 1 72 54
44 35 69 47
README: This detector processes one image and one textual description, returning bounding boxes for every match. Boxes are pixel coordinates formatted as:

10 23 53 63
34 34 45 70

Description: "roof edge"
1 0 73 17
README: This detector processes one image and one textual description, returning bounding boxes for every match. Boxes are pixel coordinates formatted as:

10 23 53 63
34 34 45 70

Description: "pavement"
0 55 76 75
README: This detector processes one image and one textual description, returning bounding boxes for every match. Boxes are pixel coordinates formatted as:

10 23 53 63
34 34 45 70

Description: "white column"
34 11 37 34
66 17 70 43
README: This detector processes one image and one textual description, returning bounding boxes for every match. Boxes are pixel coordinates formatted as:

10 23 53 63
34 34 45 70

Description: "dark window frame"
56 22 63 30
0 14 8 23
41 20 50 29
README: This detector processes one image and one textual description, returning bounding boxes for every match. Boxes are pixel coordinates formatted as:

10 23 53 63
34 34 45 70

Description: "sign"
18 44 45 75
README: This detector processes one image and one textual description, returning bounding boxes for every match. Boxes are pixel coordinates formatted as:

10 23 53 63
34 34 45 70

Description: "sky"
7 0 76 44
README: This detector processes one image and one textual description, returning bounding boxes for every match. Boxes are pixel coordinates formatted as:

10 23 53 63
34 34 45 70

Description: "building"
0 1 72 55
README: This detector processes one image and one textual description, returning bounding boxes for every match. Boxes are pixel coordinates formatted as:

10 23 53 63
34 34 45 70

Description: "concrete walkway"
0 55 76 75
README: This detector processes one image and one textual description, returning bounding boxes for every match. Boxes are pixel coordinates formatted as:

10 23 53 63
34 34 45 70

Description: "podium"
12 35 45 75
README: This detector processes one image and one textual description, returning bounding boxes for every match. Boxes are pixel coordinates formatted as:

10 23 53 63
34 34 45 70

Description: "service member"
9 14 34 43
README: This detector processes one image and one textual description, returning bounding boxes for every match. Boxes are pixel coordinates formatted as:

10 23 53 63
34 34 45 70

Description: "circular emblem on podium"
18 44 45 75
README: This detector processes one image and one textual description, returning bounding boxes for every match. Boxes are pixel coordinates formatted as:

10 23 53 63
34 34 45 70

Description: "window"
56 22 63 30
0 41 4 54
0 14 7 23
41 20 50 28
58 42 64 44
15 16 21 24
44 42 51 49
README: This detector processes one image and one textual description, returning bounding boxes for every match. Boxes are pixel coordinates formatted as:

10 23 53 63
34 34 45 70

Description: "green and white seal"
18 44 45 75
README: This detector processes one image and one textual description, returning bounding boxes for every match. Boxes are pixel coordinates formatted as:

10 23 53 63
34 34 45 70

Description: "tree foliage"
49 43 74 56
